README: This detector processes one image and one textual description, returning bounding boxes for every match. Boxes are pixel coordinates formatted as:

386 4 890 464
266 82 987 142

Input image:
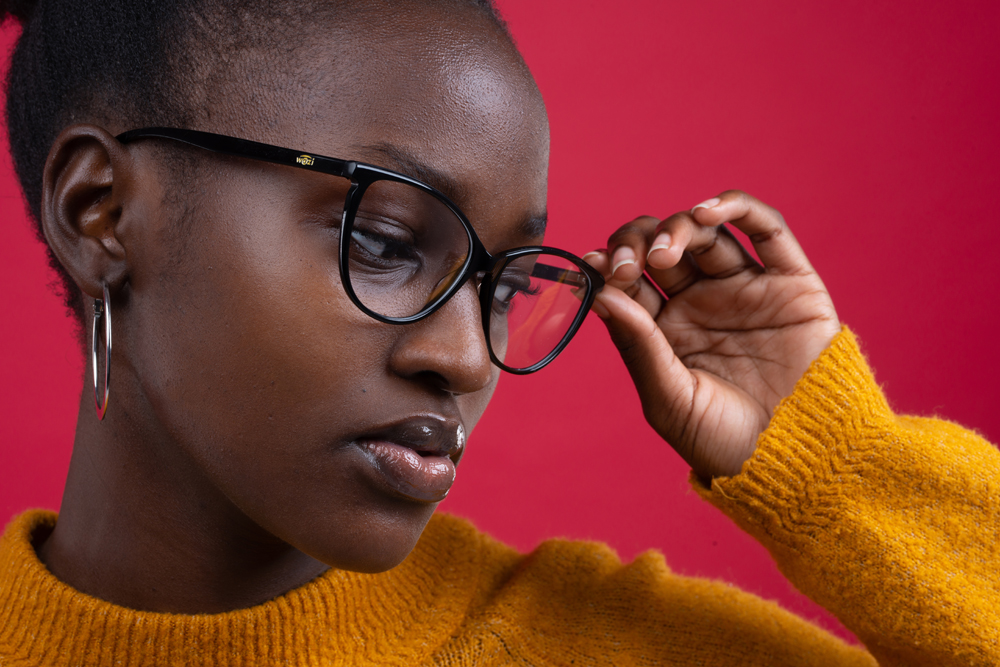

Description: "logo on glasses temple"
296 155 316 167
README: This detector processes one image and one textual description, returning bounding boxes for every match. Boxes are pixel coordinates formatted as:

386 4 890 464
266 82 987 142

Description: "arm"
700 328 1000 666
586 192 1000 665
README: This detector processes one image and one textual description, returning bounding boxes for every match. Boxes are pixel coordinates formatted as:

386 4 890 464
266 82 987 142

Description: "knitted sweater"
1 329 997 666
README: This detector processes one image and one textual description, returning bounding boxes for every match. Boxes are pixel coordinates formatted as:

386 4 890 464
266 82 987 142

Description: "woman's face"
118 8 549 571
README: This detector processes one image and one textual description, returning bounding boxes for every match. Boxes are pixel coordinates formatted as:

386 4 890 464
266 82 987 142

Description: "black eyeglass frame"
115 127 605 374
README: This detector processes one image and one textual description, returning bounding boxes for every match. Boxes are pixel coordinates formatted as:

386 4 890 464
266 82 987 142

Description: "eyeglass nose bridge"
336 169 604 374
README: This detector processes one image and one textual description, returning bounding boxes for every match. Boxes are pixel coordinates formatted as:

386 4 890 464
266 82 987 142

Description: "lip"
352 415 466 503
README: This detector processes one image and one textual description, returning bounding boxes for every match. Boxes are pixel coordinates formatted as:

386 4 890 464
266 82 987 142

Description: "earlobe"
41 124 135 301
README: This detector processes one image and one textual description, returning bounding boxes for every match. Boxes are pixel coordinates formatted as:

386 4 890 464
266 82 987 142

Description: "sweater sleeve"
697 327 1000 666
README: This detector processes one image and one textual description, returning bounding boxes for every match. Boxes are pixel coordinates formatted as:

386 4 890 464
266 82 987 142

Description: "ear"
40 124 136 301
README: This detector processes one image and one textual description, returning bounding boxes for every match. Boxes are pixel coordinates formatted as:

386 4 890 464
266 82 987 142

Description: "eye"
350 226 417 261
492 271 539 314
346 207 426 276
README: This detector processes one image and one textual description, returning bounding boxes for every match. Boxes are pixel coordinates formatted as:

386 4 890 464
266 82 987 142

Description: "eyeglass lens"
346 178 591 372
348 179 471 319
488 253 591 371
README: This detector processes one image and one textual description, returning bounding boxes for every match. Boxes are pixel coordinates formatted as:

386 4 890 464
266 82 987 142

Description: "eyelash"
491 280 540 314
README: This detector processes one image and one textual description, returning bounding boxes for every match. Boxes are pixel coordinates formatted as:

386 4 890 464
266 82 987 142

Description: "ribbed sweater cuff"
695 327 892 555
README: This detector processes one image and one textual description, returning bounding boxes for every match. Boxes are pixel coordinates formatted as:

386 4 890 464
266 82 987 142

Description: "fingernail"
648 233 671 254
611 247 636 277
582 250 605 263
646 243 670 269
691 197 721 213
611 258 636 277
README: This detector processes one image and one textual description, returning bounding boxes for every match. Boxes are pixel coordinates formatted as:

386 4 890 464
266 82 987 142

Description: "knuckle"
688 227 720 256
751 196 786 225
661 211 693 227
720 189 755 216
608 219 655 246
748 226 784 244
630 214 660 225
658 211 695 236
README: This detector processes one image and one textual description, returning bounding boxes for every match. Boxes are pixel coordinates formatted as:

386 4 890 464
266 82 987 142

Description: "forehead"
230 6 551 244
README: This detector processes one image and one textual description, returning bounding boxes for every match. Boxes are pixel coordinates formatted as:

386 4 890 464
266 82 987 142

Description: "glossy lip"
350 414 466 503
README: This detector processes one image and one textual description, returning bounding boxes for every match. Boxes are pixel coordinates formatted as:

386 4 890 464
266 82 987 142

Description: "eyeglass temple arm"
115 127 357 179
531 262 589 288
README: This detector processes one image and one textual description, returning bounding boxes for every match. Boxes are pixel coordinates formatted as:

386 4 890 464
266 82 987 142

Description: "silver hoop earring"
92 283 112 420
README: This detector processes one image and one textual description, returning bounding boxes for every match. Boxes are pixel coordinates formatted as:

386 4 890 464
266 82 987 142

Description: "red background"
2 0 998 643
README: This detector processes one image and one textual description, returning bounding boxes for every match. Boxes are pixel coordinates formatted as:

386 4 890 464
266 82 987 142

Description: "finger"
643 213 705 296
582 248 611 275
584 248 665 318
592 285 694 429
604 215 660 288
647 211 760 281
690 190 814 275
644 251 704 298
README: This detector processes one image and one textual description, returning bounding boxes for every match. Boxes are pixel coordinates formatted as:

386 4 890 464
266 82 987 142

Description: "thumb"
593 286 694 429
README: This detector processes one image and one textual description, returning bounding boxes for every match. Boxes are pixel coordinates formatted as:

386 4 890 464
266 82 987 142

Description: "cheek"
127 189 380 473
120 174 505 569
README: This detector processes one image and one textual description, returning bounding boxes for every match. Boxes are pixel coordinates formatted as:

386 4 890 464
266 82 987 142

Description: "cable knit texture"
697 328 1000 666
1 328 997 665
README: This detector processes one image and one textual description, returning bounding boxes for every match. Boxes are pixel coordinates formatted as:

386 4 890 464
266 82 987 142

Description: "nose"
388 280 494 395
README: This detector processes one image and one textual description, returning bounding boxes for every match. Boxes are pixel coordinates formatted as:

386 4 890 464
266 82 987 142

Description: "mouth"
352 415 466 503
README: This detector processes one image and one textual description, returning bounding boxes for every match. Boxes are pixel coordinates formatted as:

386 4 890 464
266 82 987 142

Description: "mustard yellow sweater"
1 329 998 666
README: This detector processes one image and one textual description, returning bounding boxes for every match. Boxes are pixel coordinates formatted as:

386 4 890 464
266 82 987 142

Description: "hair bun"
1 0 39 24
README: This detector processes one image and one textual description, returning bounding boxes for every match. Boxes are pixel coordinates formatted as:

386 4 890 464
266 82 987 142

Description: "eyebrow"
521 212 547 239
353 142 469 204
352 142 548 240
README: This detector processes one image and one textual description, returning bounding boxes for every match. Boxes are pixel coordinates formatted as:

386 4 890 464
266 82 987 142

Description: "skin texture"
37 4 548 613
585 194 841 478
31 2 841 616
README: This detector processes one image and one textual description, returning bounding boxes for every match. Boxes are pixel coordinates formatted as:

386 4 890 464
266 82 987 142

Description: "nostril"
387 284 494 395
421 369 468 396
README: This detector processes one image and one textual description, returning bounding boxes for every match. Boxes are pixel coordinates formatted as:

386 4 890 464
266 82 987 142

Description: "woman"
0 0 996 665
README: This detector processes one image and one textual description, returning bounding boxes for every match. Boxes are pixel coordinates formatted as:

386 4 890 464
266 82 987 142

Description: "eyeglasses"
116 128 605 374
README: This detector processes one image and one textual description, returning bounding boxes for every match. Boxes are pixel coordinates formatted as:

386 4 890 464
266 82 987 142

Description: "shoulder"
428 515 872 666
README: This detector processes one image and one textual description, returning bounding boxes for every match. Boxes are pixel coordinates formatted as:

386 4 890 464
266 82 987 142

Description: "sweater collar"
0 510 482 666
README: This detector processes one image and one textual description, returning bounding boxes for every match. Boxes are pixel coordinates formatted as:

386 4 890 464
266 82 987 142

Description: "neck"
38 387 328 614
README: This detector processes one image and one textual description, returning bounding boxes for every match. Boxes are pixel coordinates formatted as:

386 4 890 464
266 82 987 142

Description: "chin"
296 497 440 574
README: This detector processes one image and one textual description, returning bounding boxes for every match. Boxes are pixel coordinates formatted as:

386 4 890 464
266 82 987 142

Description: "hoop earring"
92 283 112 420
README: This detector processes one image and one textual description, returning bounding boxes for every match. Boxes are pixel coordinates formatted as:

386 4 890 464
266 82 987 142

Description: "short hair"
2 0 509 322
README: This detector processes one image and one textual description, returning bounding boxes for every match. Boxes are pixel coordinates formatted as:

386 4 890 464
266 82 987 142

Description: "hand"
586 191 841 479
